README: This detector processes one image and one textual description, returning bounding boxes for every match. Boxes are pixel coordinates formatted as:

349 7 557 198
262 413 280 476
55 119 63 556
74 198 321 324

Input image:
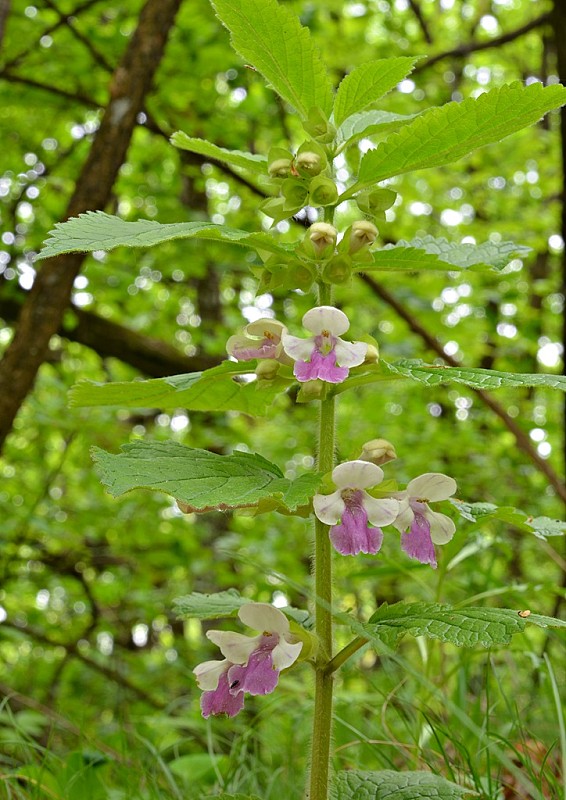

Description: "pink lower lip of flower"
400 509 437 568
294 348 349 383
227 645 280 696
329 503 384 556
200 671 245 718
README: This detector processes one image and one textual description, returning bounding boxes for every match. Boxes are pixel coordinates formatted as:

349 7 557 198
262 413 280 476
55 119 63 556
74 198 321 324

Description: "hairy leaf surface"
367 236 530 272
331 770 474 799
344 82 566 195
333 57 420 126
171 132 267 173
92 441 321 512
210 0 333 118
70 362 291 417
37 211 292 260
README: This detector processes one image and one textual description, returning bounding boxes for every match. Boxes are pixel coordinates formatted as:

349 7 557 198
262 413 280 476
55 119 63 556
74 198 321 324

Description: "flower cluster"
193 603 302 718
228 305 368 385
313 460 456 568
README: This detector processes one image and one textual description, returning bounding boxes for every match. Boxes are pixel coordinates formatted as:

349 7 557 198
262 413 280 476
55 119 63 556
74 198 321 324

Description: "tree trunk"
0 0 182 450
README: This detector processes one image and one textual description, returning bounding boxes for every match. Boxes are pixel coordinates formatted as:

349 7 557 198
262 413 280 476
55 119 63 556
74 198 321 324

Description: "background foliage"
0 0 565 797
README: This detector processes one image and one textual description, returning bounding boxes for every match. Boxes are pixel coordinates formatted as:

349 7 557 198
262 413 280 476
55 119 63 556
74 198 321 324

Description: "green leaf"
169 753 228 784
208 795 262 800
361 602 566 649
170 132 267 174
92 441 321 512
69 361 291 417
174 590 249 619
335 110 418 146
36 211 292 260
210 0 333 119
331 769 474 799
383 359 566 391
333 57 421 126
367 236 531 272
451 499 566 540
344 82 566 196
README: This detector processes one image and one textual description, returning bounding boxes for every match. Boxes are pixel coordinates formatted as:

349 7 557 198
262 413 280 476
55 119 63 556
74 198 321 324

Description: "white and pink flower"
392 473 457 568
281 306 367 384
226 319 288 362
193 603 303 718
313 461 399 556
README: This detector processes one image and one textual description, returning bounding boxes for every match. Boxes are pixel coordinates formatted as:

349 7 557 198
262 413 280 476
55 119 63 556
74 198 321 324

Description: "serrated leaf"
92 441 321 512
333 57 421 126
210 0 333 118
331 769 474 799
361 602 566 649
173 589 249 619
336 110 418 146
171 132 267 174
383 359 566 391
36 211 292 260
450 499 566 540
344 82 566 196
69 361 291 417
367 236 530 273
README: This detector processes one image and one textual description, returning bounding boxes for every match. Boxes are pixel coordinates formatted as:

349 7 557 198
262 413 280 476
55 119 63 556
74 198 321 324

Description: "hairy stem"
308 276 335 800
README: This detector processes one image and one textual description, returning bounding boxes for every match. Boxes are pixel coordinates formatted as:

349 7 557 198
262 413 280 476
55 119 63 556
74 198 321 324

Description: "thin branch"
414 11 552 73
407 0 433 45
360 273 566 504
42 0 115 73
0 70 100 107
0 0 10 48
1 620 167 709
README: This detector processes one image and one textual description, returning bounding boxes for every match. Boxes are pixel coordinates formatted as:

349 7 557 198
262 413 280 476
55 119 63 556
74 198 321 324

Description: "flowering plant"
37 0 566 796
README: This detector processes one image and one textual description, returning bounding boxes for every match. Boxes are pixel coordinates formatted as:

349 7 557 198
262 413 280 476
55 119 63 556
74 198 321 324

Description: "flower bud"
363 343 379 364
321 254 353 285
255 358 280 380
282 178 309 209
349 220 378 253
268 147 294 178
356 188 397 217
306 222 337 258
304 106 336 144
309 175 339 207
260 196 288 224
359 438 397 465
295 140 327 178
297 379 324 402
287 261 316 292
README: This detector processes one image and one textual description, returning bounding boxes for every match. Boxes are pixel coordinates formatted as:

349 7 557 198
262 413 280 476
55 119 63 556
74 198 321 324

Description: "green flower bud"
304 222 337 258
268 147 294 178
295 140 327 178
297 379 324 402
349 220 378 253
321 254 353 285
304 106 336 144
359 438 397 466
255 358 280 381
287 260 316 292
309 175 339 207
282 178 309 209
289 620 319 662
356 188 397 216
364 343 379 364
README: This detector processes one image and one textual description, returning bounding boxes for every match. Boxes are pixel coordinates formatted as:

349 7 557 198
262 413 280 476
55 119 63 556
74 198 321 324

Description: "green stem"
308 273 335 800
323 636 368 676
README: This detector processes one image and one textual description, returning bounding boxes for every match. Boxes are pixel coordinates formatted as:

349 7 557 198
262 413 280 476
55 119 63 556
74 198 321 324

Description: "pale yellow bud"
359 438 397 465
255 359 280 380
308 222 337 256
364 343 379 364
349 220 378 253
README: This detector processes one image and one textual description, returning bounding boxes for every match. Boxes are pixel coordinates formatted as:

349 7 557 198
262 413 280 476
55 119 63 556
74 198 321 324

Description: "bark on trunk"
0 0 182 450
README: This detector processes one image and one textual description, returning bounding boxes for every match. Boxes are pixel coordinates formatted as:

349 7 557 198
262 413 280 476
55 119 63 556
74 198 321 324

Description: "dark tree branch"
1 621 167 709
42 0 116 73
360 273 566 504
407 0 433 44
414 11 552 73
0 70 100 107
0 293 218 376
0 0 183 451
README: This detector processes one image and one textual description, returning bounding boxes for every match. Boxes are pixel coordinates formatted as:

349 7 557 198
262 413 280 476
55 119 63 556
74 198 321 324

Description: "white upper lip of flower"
313 460 399 528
